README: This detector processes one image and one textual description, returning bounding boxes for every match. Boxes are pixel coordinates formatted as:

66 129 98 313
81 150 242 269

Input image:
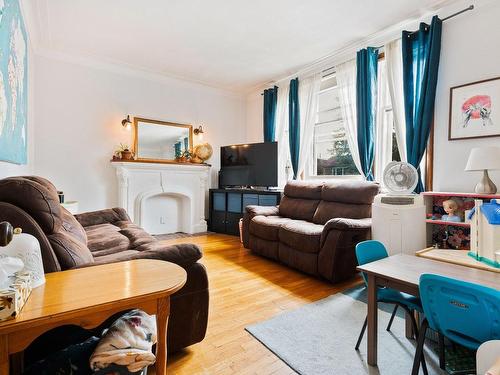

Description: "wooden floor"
155 233 361 375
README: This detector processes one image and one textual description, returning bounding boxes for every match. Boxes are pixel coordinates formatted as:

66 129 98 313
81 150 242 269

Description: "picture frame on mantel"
448 76 500 141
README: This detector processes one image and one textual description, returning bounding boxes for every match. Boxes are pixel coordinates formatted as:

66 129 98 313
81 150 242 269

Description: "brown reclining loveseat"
242 180 379 283
0 176 208 358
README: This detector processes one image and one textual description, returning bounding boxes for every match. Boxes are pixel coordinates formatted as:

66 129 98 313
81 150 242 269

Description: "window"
312 75 359 176
311 61 402 180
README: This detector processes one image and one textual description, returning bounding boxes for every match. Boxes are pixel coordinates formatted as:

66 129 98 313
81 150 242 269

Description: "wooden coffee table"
0 259 187 375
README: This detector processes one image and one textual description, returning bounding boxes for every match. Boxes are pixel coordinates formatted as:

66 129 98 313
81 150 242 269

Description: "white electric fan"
382 161 418 195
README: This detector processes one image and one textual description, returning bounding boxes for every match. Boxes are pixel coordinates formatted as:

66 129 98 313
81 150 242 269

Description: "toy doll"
441 199 462 222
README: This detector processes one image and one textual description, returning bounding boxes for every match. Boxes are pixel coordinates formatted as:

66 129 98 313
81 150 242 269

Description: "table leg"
405 310 421 339
11 351 24 375
0 335 9 375
405 311 414 339
156 296 171 375
367 274 378 366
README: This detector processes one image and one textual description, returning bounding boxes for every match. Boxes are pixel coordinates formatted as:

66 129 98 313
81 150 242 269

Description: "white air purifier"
372 162 426 256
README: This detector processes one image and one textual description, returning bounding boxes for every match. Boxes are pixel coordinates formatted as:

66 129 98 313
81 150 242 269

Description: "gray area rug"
246 286 444 375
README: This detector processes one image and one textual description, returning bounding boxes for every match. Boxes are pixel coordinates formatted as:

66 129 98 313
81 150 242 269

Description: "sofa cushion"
312 201 372 224
48 232 94 269
284 181 323 199
279 220 323 253
321 180 379 204
278 242 318 275
85 223 130 256
249 215 292 241
85 221 156 256
278 196 320 221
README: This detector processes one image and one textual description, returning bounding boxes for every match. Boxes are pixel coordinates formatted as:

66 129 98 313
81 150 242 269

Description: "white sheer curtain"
374 60 393 183
385 39 407 162
336 59 364 176
297 73 322 179
275 83 291 187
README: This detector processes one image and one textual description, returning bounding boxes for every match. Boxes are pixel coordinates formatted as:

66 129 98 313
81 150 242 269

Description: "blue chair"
355 240 428 373
412 274 500 375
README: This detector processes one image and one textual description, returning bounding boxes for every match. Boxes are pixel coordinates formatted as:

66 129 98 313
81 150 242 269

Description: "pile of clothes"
25 310 157 375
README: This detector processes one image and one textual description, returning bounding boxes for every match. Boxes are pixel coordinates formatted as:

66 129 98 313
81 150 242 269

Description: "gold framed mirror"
133 117 193 163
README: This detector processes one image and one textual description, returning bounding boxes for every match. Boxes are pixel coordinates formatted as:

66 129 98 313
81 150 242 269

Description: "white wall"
433 1 500 192
245 90 263 143
34 55 246 212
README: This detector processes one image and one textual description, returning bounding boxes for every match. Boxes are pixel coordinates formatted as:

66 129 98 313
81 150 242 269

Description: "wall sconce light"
121 115 132 131
193 125 204 140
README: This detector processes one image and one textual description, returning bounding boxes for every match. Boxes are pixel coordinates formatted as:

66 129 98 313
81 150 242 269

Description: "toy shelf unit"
422 192 500 251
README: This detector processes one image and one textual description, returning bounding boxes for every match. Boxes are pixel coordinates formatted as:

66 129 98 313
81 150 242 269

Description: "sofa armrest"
242 205 279 248
323 217 372 232
245 205 279 217
74 208 131 227
318 217 372 283
77 243 203 270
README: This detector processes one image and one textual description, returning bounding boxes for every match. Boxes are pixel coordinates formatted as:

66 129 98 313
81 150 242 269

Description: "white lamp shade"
465 147 500 171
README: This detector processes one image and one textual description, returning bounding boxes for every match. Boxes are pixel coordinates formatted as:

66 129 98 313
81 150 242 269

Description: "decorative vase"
121 150 134 160
0 224 45 288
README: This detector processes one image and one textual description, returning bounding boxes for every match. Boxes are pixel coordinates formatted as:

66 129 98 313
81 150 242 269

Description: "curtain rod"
260 4 474 95
442 4 474 21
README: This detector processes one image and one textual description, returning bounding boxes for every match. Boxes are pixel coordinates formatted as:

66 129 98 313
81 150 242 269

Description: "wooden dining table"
357 254 500 367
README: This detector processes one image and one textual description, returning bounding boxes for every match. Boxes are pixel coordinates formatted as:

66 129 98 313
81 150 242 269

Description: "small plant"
114 143 133 160
182 150 192 159
114 143 130 156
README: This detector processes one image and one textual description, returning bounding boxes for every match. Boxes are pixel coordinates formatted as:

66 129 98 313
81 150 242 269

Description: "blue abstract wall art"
0 0 28 164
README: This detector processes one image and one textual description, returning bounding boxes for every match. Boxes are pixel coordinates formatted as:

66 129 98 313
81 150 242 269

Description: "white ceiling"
28 0 453 92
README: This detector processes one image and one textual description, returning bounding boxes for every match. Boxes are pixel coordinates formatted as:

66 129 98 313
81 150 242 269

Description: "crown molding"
35 47 246 99
245 0 497 96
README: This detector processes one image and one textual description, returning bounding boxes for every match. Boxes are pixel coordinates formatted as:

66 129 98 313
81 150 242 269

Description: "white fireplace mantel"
112 161 210 234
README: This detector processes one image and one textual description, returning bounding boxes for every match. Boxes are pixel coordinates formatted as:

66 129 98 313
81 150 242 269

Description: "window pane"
313 83 359 176
314 121 359 176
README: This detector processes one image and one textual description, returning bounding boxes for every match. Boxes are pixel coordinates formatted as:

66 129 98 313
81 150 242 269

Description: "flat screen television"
219 142 278 188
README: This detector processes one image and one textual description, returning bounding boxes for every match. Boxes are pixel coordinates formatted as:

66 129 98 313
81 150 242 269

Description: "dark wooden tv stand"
209 188 282 236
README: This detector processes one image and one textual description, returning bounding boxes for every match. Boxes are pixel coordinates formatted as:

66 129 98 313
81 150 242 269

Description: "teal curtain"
263 86 278 142
288 78 300 179
183 137 189 151
402 16 442 193
356 47 378 181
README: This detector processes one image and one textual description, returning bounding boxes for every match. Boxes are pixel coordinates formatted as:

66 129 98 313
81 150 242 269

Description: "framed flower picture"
448 76 500 140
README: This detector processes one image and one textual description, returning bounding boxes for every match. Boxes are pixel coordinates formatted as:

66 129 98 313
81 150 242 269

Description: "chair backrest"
355 240 388 285
420 274 500 350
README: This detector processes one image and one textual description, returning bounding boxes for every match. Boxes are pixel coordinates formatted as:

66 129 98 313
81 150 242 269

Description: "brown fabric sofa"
242 180 379 283
0 176 208 356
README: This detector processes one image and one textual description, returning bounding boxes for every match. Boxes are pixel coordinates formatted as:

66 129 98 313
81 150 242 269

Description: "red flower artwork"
462 95 493 127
